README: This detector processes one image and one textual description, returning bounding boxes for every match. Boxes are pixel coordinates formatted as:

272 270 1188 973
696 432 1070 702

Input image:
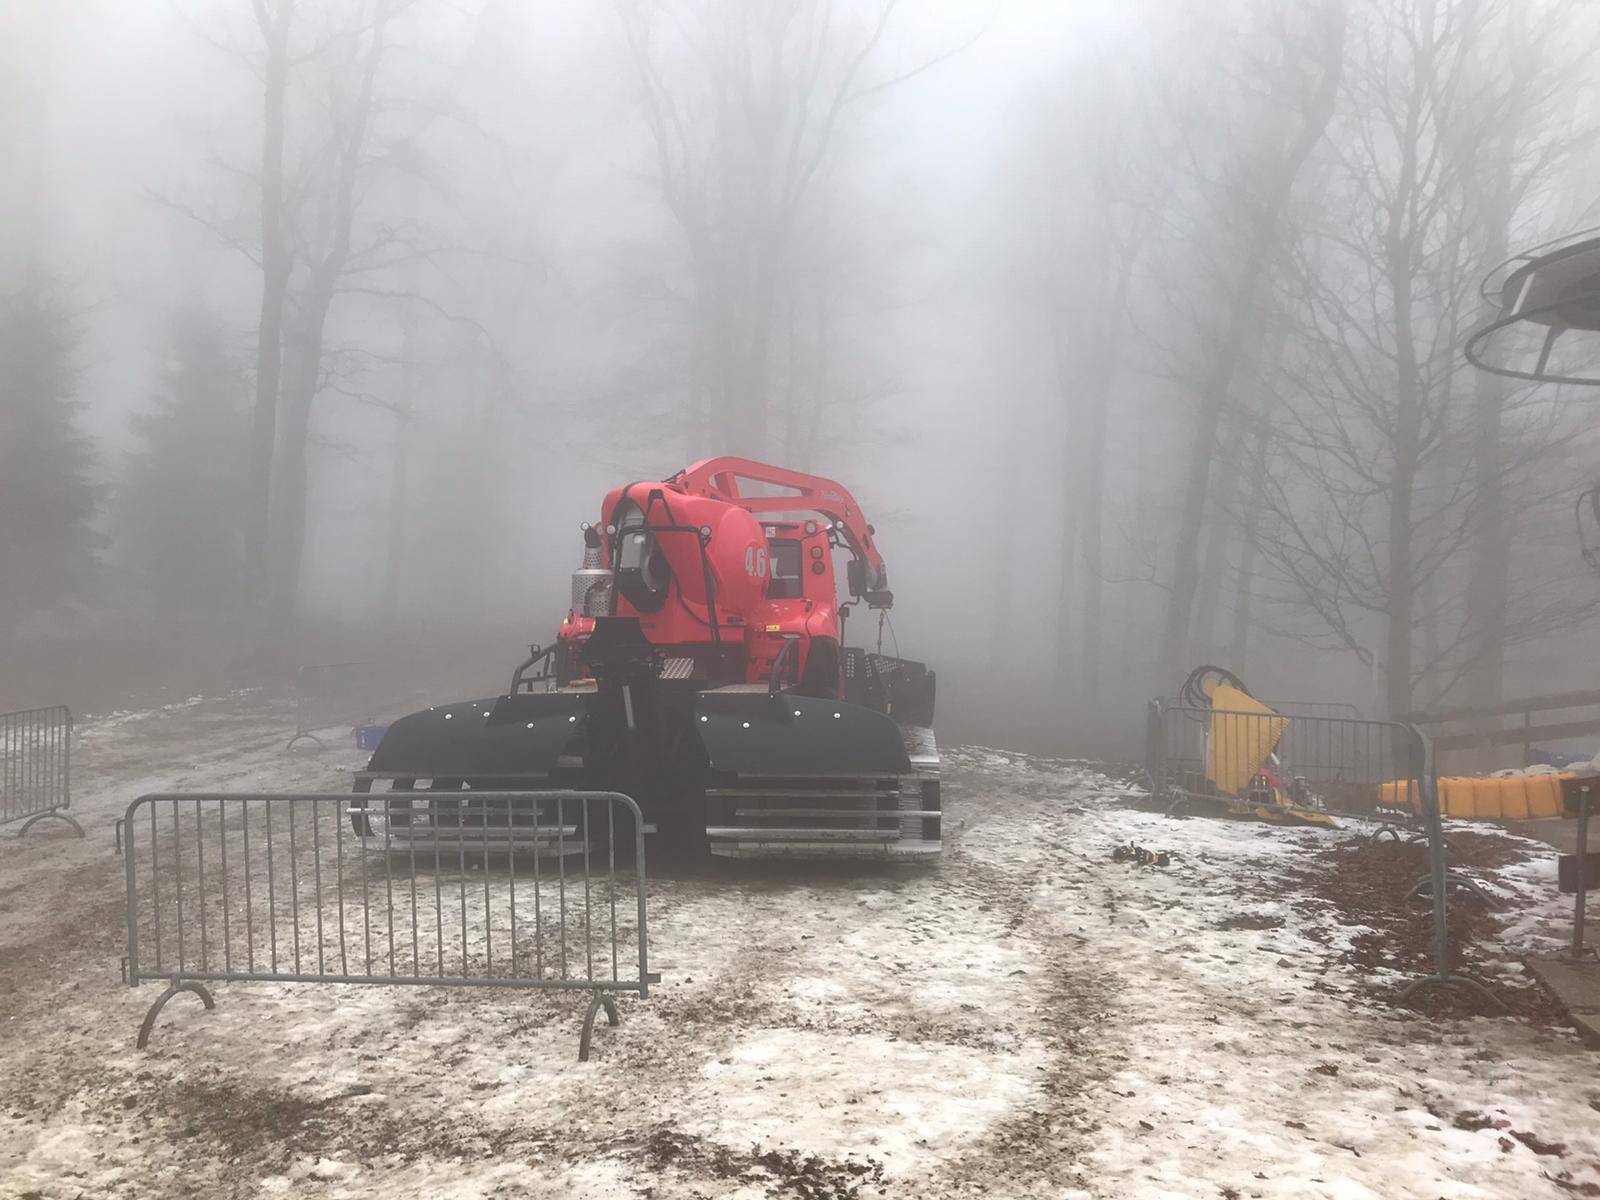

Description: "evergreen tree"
0 281 98 634
116 312 247 627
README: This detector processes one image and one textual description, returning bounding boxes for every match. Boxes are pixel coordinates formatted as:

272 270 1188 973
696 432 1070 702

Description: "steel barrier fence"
121 790 654 1059
1259 699 1366 720
1 706 80 837
1156 697 1365 721
1147 701 1425 827
1145 700 1498 1008
287 662 387 749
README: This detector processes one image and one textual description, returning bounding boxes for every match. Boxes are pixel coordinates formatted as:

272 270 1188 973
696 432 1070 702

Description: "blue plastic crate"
355 723 389 751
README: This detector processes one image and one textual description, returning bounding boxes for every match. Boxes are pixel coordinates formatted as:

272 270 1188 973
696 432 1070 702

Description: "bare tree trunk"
264 1 391 641
619 1 933 463
989 429 1023 669
384 265 422 628
1051 306 1081 684
1158 1 1345 681
1465 137 1514 705
731 253 779 455
245 0 293 648
1078 244 1135 691
384 411 410 629
1382 4 1429 720
1192 453 1239 660
266 323 325 641
1387 358 1421 720
1079 380 1109 690
1226 414 1272 673
1054 473 1080 683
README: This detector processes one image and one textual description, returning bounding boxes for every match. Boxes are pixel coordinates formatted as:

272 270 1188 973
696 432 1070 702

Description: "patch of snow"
2 697 1598 1198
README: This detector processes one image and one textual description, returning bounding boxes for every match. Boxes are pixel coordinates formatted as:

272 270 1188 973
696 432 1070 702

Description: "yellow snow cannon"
1188 670 1337 828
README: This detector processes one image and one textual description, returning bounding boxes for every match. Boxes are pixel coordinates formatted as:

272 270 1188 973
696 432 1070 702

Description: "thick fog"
4 0 1599 751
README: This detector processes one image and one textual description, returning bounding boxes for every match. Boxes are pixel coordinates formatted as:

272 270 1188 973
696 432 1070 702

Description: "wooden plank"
1526 955 1600 1017
1400 689 1600 726
1431 717 1600 751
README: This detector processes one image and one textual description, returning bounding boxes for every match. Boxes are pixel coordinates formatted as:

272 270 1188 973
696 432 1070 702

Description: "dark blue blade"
367 693 587 777
694 692 911 775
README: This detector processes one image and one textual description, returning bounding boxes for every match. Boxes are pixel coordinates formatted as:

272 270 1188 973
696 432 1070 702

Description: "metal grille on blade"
704 726 941 860
658 657 695 680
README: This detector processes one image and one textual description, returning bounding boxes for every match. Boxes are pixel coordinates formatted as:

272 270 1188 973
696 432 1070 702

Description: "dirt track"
2 694 1599 1199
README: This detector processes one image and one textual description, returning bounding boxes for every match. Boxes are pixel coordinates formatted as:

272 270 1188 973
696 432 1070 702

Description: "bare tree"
173 0 513 646
1246 0 1595 715
0 278 97 639
118 310 248 628
1154 0 1347 682
615 0 977 457
243 0 294 644
1449 0 1600 704
1019 74 1149 691
263 0 401 640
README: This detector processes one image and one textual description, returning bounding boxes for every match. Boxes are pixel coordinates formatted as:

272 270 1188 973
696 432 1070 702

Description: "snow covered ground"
1 693 1597 1199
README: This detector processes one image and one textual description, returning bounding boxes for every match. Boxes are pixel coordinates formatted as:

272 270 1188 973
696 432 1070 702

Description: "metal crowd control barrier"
1397 754 1504 1010
287 662 385 750
2 706 81 837
1146 699 1498 1008
1156 696 1365 721
1147 701 1424 829
121 790 654 1060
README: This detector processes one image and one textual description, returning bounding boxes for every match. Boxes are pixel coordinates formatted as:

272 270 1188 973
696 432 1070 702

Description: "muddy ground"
2 693 1598 1199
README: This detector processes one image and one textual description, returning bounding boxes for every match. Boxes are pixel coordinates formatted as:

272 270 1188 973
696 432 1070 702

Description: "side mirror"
866 589 894 610
846 559 867 598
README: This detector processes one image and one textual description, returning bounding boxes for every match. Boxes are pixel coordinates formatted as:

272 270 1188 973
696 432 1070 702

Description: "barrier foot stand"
15 810 85 839
1396 971 1507 1013
1407 870 1492 905
1405 829 1457 857
136 978 216 1049
578 992 621 1063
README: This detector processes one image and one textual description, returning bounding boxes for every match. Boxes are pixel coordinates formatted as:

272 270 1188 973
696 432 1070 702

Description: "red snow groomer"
356 458 940 857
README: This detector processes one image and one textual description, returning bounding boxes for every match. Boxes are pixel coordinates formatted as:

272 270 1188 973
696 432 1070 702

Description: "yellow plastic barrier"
1443 777 1474 818
1382 773 1575 820
1525 774 1567 819
1206 684 1289 797
1378 778 1420 812
1498 775 1530 821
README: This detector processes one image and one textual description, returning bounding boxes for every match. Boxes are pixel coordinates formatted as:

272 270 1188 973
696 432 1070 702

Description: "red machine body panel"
555 457 884 691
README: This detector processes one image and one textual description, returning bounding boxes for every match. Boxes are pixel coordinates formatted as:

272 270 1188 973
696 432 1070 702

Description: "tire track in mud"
503 846 1080 1190
909 763 1131 1196
164 873 817 1185
6 858 802 1194
0 701 345 1025
5 713 1141 1198
0 696 361 1193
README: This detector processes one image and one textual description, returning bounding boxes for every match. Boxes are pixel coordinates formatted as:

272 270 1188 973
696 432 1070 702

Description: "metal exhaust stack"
571 523 614 617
